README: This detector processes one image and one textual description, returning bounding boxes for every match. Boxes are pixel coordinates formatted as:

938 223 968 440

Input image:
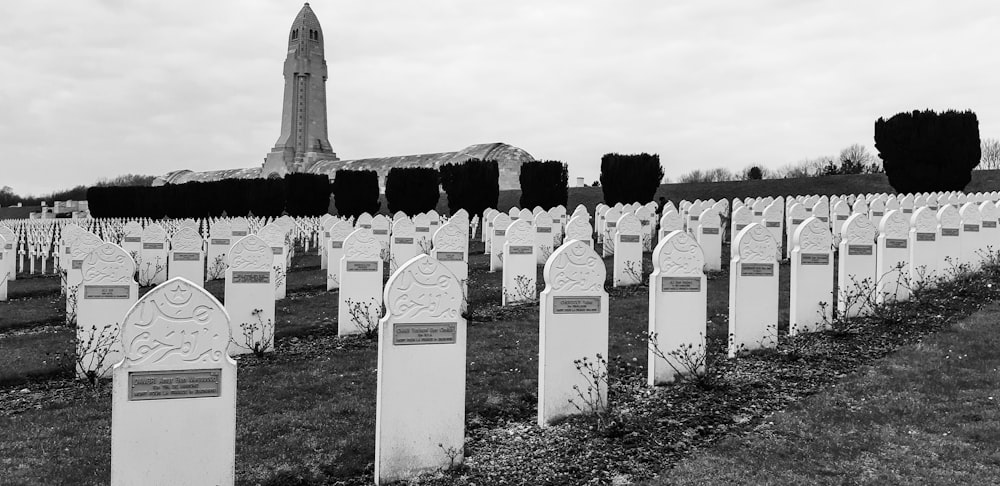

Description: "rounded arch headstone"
538 239 608 426
257 223 288 299
838 213 877 317
168 226 205 285
696 208 722 271
533 211 555 264
502 220 537 305
326 220 354 290
139 223 168 286
959 202 984 268
729 223 778 356
389 218 417 274
432 221 469 306
489 213 512 272
648 230 706 385
876 209 911 303
613 213 643 287
338 228 384 336
375 255 466 484
78 243 137 380
790 217 833 334
564 215 593 248
111 277 236 486
937 204 961 273
225 235 275 356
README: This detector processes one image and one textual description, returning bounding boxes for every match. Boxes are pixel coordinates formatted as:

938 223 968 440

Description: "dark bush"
599 153 664 205
875 109 981 193
331 169 381 218
439 158 499 217
519 160 568 210
285 173 332 217
87 174 331 218
384 167 440 215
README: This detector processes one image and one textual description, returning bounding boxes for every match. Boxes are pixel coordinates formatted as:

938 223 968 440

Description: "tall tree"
875 109 981 193
599 153 663 205
519 160 568 210
439 158 499 216
979 138 1000 170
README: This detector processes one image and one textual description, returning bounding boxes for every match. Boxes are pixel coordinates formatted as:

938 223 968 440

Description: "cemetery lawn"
1 243 999 485
660 302 1000 486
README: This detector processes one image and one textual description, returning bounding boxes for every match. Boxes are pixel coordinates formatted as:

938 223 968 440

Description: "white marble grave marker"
168 226 204 285
876 209 910 303
78 243 136 380
838 213 877 318
375 255 466 484
326 220 353 291
225 235 275 356
207 220 232 280
789 217 833 334
502 220 537 305
389 218 418 274
728 223 778 356
490 213 512 272
338 228 385 336
538 240 608 425
139 223 168 286
648 231 706 385
111 277 236 486
612 213 643 287
431 221 469 305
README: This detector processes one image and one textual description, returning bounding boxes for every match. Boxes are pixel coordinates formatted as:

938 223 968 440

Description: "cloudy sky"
2 0 999 195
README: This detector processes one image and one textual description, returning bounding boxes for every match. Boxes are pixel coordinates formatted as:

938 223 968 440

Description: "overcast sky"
2 0 999 195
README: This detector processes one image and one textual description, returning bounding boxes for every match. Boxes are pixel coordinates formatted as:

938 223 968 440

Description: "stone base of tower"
263 148 339 177
262 149 293 178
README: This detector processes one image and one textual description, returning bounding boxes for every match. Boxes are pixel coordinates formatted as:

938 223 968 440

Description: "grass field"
4 172 1000 484
659 302 1000 485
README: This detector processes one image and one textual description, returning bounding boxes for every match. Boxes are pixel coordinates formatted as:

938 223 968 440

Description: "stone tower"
263 3 338 177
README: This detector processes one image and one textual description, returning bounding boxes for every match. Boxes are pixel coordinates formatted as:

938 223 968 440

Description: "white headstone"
207 220 232 280
225 235 275 356
389 218 418 274
375 255 466 484
77 243 136 380
612 213 643 287
728 223 778 356
937 205 961 274
838 213 877 317
111 277 235 486
538 240 608 425
168 226 204 285
959 202 984 269
648 231 706 385
696 208 722 271
339 228 384 337
876 209 910 303
789 217 833 335
326 220 353 291
490 213 512 272
762 202 784 260
139 223 168 286
502 220 537 305
432 221 469 307
256 223 288 299
533 212 556 264
564 215 594 248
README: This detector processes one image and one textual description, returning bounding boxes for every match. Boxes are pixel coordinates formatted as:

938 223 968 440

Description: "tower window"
292 29 298 40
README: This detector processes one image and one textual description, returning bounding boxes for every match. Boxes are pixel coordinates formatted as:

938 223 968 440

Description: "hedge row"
86 173 331 218
439 158 500 217
876 109 981 194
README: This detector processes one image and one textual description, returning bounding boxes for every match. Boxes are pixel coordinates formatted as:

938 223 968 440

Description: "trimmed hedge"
384 167 440 215
439 158 499 217
599 153 664 205
87 174 330 218
331 169 381 218
519 160 568 210
875 109 981 194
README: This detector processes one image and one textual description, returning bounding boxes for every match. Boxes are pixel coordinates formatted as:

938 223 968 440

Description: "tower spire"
263 3 337 177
